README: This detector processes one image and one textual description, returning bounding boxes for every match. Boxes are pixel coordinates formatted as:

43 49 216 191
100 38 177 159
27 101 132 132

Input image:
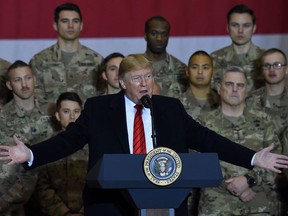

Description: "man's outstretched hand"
0 134 31 165
254 144 288 173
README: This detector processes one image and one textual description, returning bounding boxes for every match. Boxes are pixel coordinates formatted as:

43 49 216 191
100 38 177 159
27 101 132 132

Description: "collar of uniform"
52 41 82 61
219 106 247 124
12 98 43 117
183 88 219 108
260 86 288 107
226 42 263 61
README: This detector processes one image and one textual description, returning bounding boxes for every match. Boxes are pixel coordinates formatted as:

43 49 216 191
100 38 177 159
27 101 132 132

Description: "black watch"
244 174 255 187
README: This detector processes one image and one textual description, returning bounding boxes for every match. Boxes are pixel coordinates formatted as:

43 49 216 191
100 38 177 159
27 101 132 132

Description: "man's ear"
119 79 126 89
252 24 257 34
185 66 189 77
217 83 221 95
226 24 229 34
55 112 60 122
6 81 12 90
53 22 58 31
102 72 108 81
144 33 148 42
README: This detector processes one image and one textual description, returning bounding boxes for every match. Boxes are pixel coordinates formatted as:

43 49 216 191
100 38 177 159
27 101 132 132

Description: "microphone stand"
141 95 157 149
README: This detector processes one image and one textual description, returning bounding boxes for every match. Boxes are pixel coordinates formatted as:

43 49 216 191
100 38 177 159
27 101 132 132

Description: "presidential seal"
143 147 182 186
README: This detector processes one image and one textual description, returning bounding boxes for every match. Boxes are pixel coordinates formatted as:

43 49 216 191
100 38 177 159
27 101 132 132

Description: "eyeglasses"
262 63 287 70
131 73 153 83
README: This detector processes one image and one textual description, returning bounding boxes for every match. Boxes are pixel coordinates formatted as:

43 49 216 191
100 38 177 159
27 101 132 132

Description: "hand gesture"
0 134 31 165
254 144 288 173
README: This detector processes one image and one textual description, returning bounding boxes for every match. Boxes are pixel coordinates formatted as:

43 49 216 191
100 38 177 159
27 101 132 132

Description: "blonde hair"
118 54 153 78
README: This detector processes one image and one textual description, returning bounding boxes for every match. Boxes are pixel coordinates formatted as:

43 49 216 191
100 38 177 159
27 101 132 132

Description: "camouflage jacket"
281 128 288 177
197 108 281 215
246 87 288 138
29 42 103 104
211 42 265 92
35 135 88 216
178 88 219 119
145 52 187 97
0 98 54 144
0 58 11 105
0 130 38 216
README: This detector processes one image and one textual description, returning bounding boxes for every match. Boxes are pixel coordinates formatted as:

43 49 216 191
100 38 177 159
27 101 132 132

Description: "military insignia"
143 147 182 186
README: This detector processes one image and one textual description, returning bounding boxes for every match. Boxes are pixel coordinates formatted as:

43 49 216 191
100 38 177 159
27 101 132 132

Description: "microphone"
140 95 157 149
141 94 151 109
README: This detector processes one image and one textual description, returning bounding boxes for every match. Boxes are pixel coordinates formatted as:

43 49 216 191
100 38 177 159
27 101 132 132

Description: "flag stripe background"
0 0 287 63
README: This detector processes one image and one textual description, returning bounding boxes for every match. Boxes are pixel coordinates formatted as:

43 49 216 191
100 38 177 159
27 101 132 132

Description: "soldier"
211 4 265 92
179 50 219 120
94 52 124 95
197 66 281 215
144 16 187 97
246 48 288 215
0 58 12 109
0 60 54 216
246 48 288 137
179 50 219 216
0 132 37 216
29 3 103 111
1 60 53 144
33 92 88 216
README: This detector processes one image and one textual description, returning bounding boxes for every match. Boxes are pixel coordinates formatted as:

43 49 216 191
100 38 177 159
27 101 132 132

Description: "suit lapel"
108 91 130 153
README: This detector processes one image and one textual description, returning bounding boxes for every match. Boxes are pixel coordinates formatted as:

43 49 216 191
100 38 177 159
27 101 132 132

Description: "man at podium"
0 54 288 216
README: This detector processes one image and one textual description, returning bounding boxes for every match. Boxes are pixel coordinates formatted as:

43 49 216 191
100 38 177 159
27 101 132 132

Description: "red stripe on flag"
0 0 287 39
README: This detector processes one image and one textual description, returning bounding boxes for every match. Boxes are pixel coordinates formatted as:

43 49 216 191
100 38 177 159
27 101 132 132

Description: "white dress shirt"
124 95 153 154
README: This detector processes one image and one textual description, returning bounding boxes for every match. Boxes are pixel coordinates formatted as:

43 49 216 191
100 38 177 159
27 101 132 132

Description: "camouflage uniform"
1 98 54 144
34 136 88 216
0 58 11 105
179 88 219 216
277 127 288 215
179 88 219 119
145 52 187 97
29 43 103 105
197 108 281 216
246 87 288 138
0 132 38 216
0 99 53 216
246 85 288 216
211 43 265 92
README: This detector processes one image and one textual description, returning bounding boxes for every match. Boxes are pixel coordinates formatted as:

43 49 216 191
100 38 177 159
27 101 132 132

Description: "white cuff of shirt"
27 149 34 167
251 154 256 166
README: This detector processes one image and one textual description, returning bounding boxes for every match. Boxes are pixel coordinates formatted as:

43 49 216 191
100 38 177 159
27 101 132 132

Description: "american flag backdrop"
0 0 287 64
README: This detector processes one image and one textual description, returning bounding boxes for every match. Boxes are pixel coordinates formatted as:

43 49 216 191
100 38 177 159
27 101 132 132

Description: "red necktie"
133 105 146 154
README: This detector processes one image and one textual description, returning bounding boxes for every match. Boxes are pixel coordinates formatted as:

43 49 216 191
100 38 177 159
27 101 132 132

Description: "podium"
86 152 222 215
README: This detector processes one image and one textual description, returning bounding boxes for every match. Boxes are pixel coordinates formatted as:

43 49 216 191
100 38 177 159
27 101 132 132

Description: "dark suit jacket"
27 91 255 216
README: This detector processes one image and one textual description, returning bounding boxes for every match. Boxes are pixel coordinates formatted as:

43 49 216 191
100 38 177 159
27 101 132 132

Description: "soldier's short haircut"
145 16 170 34
227 4 256 25
219 66 247 83
188 50 213 65
54 2 82 23
6 60 31 80
260 48 287 65
56 92 83 111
